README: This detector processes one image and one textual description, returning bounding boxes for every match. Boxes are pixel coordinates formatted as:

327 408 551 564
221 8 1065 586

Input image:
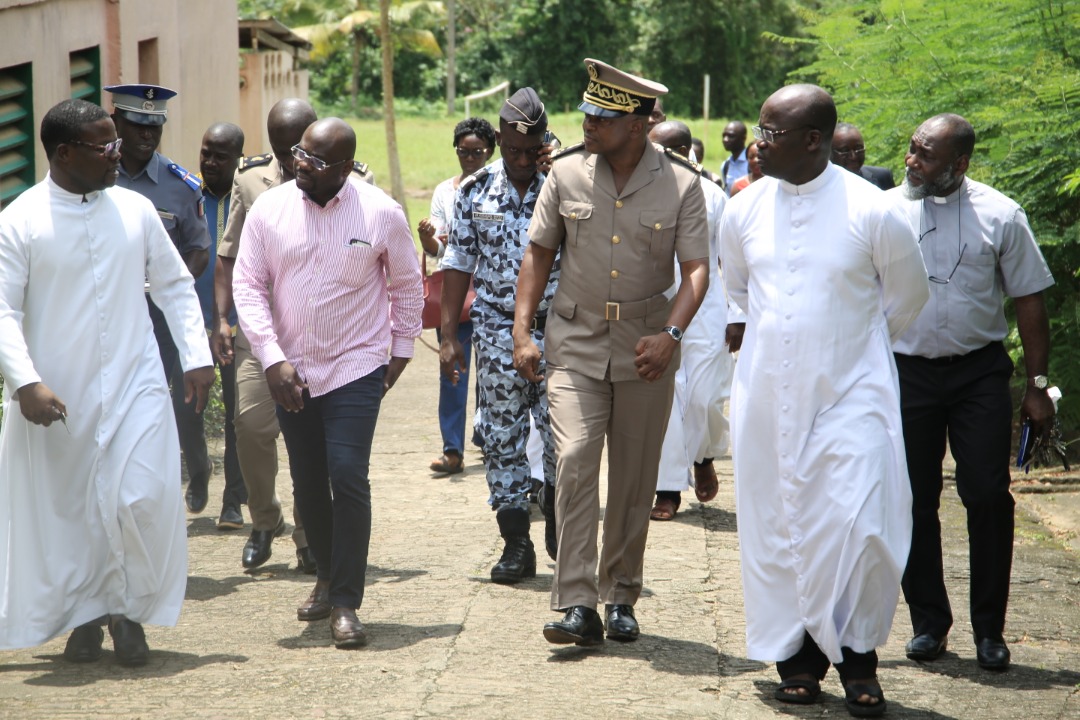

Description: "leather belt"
560 276 675 321
490 305 546 330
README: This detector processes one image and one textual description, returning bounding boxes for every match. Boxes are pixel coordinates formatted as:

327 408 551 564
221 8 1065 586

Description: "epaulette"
238 153 273 171
458 165 491 194
663 147 702 174
352 160 370 176
552 142 586 160
167 162 202 193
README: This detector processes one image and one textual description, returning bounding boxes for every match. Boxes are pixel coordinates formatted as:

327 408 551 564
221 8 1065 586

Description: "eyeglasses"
455 147 489 158
291 144 351 172
832 147 866 159
915 221 967 284
751 125 815 143
68 138 123 156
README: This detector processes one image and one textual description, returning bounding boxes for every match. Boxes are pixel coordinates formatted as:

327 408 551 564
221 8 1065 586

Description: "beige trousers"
547 365 674 610
234 326 306 546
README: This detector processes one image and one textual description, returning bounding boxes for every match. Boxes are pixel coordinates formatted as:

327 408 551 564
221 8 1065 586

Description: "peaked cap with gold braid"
578 58 668 118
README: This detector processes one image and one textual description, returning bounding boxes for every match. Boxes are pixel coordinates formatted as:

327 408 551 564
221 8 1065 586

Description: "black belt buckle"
530 315 547 331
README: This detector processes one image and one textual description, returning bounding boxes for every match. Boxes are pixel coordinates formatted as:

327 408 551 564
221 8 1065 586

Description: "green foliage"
636 0 811 118
789 0 1080 440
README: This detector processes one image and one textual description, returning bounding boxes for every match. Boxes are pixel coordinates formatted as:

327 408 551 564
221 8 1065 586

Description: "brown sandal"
693 462 719 502
430 452 464 474
650 497 679 521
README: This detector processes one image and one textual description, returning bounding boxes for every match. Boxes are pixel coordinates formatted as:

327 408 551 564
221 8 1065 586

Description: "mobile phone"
543 130 561 151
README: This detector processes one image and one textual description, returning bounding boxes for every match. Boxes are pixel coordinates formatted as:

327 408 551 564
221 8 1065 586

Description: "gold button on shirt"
612 235 620 244
615 200 624 208
610 270 619 279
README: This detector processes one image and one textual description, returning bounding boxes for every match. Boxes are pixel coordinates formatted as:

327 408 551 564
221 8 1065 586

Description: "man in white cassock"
719 85 928 717
0 99 214 666
647 120 744 520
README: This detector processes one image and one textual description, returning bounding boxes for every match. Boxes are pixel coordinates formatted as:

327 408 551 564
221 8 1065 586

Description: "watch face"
1034 376 1049 389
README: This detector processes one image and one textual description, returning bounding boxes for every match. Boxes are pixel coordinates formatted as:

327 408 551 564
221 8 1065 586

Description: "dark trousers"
776 631 878 682
895 342 1015 641
276 368 385 609
435 321 473 456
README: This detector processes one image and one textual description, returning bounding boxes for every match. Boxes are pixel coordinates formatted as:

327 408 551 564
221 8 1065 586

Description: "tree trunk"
351 31 361 116
379 0 408 222
446 0 456 115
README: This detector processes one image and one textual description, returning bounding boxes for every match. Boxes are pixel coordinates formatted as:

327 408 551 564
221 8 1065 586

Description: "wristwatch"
1031 375 1049 389
662 326 684 342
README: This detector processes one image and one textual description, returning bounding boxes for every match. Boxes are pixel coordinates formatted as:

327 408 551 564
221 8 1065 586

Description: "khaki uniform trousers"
234 326 306 546
547 364 674 610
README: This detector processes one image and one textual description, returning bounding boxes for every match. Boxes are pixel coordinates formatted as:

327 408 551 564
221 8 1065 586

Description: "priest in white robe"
0 99 214 666
719 85 928 716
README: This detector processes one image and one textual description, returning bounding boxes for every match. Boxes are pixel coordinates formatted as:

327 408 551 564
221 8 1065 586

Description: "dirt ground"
1 335 1078 719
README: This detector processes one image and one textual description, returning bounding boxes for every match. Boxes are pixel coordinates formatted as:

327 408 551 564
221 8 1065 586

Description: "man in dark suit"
832 122 895 190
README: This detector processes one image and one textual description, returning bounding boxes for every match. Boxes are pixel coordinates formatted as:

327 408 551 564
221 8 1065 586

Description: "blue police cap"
104 84 177 126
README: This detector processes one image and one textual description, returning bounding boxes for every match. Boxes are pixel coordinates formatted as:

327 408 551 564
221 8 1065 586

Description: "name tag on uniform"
473 212 504 223
157 209 176 221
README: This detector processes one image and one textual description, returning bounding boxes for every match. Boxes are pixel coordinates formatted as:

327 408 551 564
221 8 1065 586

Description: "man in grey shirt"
889 113 1055 672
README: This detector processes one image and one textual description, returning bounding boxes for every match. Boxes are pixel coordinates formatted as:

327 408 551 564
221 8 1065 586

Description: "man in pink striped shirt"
233 118 423 648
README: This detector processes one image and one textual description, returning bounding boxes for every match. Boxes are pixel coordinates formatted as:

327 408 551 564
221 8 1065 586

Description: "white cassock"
0 177 211 649
657 179 744 492
719 164 928 664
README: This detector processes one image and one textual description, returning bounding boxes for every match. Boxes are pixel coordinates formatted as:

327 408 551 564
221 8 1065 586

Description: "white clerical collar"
777 162 835 196
929 177 965 205
46 173 101 205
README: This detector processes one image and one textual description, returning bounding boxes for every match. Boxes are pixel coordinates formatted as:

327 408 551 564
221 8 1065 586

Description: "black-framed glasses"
832 146 865 159
291 144 351 172
751 124 815 143
455 147 489 158
68 138 123 156
917 224 967 285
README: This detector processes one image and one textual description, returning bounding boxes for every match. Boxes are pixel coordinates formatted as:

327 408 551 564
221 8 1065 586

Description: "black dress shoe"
63 623 104 663
295 546 318 575
242 516 286 569
330 607 367 648
185 480 208 514
217 504 244 530
543 606 604 646
604 604 640 642
108 618 149 667
490 536 536 584
905 633 948 661
975 637 1010 670
297 579 332 621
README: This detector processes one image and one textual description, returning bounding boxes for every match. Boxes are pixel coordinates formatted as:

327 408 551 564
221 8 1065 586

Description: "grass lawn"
346 112 746 241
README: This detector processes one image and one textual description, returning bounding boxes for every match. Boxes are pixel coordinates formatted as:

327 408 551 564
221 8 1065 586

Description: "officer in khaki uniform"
513 59 710 645
213 98 376 575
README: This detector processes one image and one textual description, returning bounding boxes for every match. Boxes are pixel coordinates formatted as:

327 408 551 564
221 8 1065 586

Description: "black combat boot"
539 481 557 561
491 507 536 584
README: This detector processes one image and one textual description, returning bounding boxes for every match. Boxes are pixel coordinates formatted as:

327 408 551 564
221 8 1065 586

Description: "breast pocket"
958 250 998 295
338 241 378 288
640 211 678 257
560 201 593 246
157 211 180 247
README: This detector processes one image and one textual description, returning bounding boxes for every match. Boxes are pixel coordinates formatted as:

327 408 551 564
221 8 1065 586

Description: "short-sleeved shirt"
117 152 210 257
196 184 236 328
890 177 1054 358
441 159 558 347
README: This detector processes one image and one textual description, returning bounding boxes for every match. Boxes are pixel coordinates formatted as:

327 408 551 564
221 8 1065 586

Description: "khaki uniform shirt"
528 142 709 382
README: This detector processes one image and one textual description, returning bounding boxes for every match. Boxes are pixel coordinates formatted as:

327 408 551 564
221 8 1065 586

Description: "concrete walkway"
2 334 1078 719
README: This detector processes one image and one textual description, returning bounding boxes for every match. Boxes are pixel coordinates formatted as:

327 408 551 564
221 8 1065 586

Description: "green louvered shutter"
70 47 101 105
0 64 34 209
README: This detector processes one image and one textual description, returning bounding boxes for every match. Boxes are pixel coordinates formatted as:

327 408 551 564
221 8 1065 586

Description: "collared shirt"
890 178 1054 358
233 179 424 397
442 159 558 346
721 149 749 196
197 184 234 328
117 152 210 257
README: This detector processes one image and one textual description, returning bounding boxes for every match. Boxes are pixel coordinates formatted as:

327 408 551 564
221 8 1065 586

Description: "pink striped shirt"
233 179 423 397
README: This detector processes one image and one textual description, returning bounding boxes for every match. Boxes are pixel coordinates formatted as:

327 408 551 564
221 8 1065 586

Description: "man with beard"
440 88 559 582
721 84 928 716
233 118 423 648
106 84 213 517
889 113 1055 672
0 99 214 665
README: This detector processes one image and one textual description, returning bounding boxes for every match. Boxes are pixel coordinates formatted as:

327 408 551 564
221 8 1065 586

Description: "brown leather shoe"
429 452 464 475
330 607 367 648
693 461 719 502
297 579 331 621
650 496 679 521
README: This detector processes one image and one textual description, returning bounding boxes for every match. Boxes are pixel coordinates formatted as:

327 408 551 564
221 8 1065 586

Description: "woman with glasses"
418 118 496 475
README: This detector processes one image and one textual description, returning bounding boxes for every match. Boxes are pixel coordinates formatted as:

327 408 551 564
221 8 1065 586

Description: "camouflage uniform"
442 159 559 512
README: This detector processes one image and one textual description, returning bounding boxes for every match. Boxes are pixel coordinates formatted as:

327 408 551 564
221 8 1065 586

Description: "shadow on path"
547 635 767 678
1 651 248 687
276 622 461 652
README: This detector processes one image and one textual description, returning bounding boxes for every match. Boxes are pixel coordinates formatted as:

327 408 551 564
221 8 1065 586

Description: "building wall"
0 0 238 179
238 49 309 155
